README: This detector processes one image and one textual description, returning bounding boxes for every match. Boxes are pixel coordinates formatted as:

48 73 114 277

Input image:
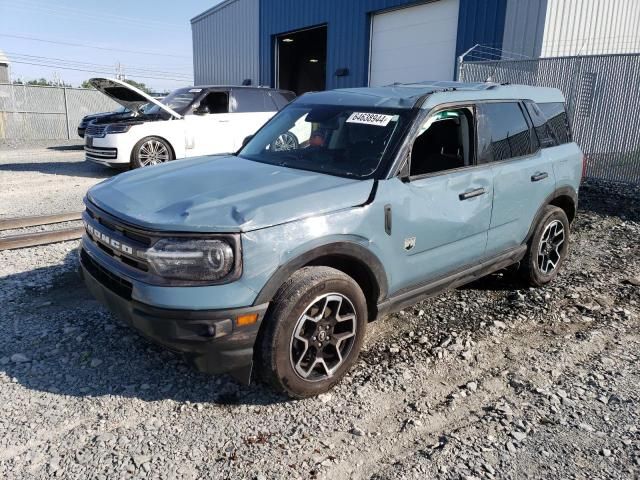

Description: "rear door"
479 102 557 256
229 89 278 151
388 105 494 290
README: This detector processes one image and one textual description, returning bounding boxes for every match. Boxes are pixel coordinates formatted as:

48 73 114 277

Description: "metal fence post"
62 86 71 140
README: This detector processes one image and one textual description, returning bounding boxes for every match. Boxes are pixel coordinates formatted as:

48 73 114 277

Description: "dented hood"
89 77 182 119
87 156 374 232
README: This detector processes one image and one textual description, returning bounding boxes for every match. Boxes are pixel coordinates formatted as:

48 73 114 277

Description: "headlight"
144 238 235 282
106 123 134 134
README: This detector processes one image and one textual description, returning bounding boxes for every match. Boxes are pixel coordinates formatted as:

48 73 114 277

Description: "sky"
0 0 221 92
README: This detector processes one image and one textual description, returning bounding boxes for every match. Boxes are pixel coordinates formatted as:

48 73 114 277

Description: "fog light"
236 313 259 326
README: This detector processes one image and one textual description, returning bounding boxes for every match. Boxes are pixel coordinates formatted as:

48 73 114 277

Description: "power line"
6 52 192 79
10 61 192 83
0 33 191 59
3 2 184 32
16 0 184 28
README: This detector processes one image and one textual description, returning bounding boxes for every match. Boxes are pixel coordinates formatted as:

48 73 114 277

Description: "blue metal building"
259 0 507 90
192 0 529 93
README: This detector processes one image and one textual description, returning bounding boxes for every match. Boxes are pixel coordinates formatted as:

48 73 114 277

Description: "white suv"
84 78 295 169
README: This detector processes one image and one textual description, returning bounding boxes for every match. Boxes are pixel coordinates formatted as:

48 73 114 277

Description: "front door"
388 106 493 292
184 91 234 157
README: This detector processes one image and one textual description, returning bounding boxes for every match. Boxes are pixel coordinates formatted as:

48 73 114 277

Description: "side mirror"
242 135 254 148
399 154 411 182
193 103 210 115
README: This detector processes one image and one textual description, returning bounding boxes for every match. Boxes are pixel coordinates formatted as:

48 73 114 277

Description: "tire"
270 131 299 151
257 266 367 399
520 205 570 287
131 136 174 169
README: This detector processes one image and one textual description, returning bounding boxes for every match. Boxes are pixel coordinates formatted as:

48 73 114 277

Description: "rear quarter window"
538 102 572 145
525 101 556 148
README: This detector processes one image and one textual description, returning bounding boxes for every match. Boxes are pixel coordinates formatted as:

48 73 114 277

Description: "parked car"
79 81 582 398
78 106 134 138
84 77 295 168
77 97 164 138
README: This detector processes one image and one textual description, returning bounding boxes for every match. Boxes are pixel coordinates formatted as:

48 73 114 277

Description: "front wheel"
131 136 173 168
520 206 570 287
257 267 367 398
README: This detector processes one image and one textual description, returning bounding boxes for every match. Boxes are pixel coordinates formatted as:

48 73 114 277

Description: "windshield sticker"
346 112 395 127
189 88 202 93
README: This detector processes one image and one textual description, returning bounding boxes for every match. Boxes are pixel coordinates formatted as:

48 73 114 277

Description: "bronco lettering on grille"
85 222 135 255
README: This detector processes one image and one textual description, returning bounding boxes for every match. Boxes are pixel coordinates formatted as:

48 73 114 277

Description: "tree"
80 78 152 94
13 77 71 87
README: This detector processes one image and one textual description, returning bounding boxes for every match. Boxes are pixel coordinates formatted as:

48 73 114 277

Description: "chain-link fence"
0 84 119 142
459 53 640 185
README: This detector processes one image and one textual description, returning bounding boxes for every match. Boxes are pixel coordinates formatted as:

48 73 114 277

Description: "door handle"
531 172 549 182
459 187 486 201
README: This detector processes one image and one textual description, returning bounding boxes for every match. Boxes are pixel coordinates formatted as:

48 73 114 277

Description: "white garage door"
369 0 460 86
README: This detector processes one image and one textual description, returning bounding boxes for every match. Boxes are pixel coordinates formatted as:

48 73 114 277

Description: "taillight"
581 154 587 180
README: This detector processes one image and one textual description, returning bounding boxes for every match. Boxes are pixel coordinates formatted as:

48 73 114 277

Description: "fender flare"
252 241 389 308
525 186 578 243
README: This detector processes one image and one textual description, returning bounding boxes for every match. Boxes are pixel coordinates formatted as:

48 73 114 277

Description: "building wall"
502 0 547 58
191 0 260 86
541 0 640 57
259 0 508 89
0 65 9 84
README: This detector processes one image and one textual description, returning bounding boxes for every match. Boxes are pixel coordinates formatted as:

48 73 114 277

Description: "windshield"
143 87 201 116
238 104 414 179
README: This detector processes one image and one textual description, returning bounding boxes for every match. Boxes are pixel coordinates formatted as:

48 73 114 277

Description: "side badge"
404 237 416 251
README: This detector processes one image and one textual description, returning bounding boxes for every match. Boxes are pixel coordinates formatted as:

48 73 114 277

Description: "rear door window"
231 89 274 113
477 102 536 163
272 91 295 110
538 102 572 145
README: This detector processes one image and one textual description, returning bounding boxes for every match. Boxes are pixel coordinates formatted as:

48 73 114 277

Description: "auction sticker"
346 112 395 127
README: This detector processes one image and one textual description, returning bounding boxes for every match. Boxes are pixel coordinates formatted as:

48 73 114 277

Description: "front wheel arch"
253 241 388 322
130 135 176 168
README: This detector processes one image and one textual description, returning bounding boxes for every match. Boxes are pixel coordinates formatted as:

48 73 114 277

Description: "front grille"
84 206 152 273
81 248 133 300
85 124 108 137
85 146 117 160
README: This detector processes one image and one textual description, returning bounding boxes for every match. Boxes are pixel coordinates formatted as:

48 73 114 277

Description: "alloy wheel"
289 293 357 381
537 220 565 274
138 140 170 166
272 132 298 151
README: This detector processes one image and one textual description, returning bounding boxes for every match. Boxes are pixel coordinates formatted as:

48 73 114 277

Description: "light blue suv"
80 81 583 398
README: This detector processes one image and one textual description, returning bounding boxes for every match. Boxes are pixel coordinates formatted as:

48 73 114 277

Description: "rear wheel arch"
253 242 388 322
549 193 576 224
526 186 577 243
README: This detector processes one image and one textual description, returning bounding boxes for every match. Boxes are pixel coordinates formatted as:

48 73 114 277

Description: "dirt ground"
0 144 639 479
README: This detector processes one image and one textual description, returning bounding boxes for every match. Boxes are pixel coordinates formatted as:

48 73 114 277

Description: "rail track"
0 212 84 251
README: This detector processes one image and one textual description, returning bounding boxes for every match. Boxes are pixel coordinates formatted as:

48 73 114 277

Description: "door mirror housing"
398 154 411 182
242 135 254 148
193 103 210 115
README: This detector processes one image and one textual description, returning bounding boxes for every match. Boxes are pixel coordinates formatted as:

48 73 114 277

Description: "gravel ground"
0 141 113 219
0 178 639 479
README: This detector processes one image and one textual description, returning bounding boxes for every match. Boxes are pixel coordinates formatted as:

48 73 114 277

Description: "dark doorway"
276 25 327 94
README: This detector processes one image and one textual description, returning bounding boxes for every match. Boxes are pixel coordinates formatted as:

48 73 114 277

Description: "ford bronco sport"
80 81 583 398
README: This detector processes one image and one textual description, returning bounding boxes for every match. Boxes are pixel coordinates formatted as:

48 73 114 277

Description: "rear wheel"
520 206 570 287
270 131 299 151
131 137 173 168
257 267 367 398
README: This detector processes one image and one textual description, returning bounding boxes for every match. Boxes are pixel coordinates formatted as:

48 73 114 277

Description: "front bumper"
79 248 268 381
84 135 130 165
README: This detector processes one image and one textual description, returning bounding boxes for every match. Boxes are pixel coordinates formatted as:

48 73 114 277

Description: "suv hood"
87 156 374 233
89 78 181 119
